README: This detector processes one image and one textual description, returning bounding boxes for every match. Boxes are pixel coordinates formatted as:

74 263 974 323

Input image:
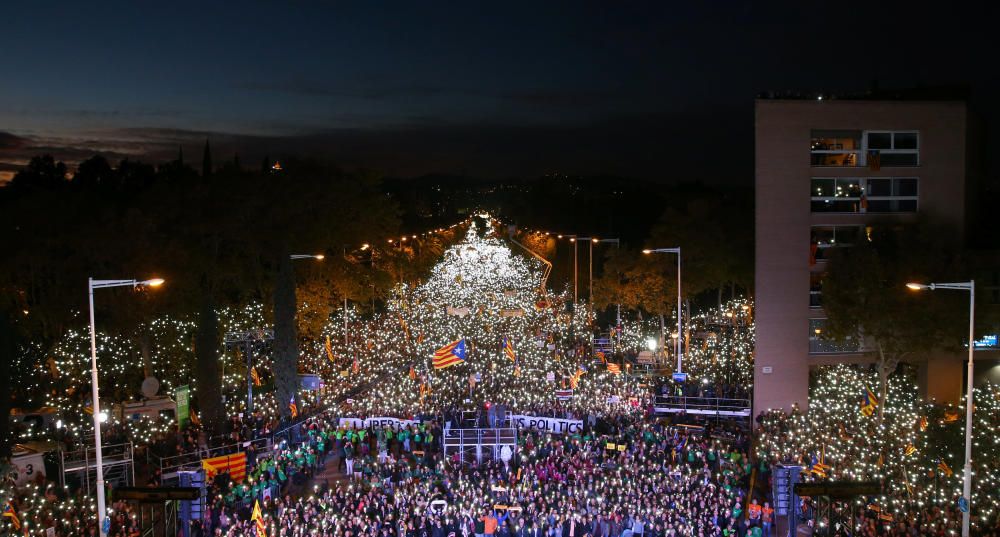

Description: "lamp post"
643 248 683 373
906 280 975 537
574 238 620 313
88 277 164 537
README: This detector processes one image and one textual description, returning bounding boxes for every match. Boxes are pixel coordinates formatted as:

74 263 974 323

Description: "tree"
592 247 676 316
822 218 967 421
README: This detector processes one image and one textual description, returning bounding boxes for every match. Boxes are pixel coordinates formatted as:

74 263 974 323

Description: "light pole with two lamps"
88 277 164 537
643 248 683 373
906 280 975 537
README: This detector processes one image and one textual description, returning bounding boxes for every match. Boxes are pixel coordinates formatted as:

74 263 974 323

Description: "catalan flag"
433 339 468 369
918 416 928 431
3 502 20 531
809 454 832 478
860 388 878 417
289 395 298 418
904 444 917 456
595 350 606 363
250 367 262 387
202 452 247 482
409 365 417 381
569 365 585 389
325 335 335 364
251 500 266 537
607 363 621 375
937 459 953 478
502 337 517 362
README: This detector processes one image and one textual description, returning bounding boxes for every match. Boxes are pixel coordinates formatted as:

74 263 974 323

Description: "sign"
338 417 421 430
299 374 321 390
113 487 200 501
672 372 688 383
762 366 773 374
510 414 583 435
554 389 573 400
446 306 471 317
636 351 654 365
500 308 524 317
11 451 45 486
175 385 190 429
545 372 555 382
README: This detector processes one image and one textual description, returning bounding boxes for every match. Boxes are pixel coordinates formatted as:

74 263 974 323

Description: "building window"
865 131 919 166
810 225 863 262
811 130 862 166
809 318 861 354
811 177 918 213
810 272 824 308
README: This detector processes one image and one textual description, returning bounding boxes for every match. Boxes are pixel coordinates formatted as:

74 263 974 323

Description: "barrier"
653 396 751 418
442 428 517 464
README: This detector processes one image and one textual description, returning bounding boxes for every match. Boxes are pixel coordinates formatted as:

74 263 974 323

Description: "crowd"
186 409 761 537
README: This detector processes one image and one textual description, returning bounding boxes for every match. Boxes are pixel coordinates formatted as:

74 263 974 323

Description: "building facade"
753 98 970 414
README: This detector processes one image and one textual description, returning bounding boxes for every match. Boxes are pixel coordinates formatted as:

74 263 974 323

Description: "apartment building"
753 95 971 414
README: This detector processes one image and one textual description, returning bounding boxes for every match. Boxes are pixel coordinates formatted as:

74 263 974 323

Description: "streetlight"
643 247 683 373
576 238 620 316
88 277 164 537
907 280 975 537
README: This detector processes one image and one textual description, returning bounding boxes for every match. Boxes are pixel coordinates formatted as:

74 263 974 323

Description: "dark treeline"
0 151 452 455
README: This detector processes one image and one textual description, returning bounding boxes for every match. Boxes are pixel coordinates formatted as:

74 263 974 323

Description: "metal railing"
443 428 517 447
653 395 751 417
59 441 135 491
157 436 271 482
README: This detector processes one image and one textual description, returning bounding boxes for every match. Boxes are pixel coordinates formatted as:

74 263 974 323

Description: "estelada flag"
3 502 20 530
502 337 517 362
433 339 467 369
251 500 266 537
202 452 247 482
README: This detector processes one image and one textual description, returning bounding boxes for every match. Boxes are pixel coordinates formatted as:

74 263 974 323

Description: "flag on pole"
433 339 468 369
503 337 517 362
289 396 298 418
860 388 878 417
251 500 266 537
3 502 20 530
325 335 336 364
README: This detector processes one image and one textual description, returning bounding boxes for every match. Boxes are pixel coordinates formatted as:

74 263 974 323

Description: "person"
344 440 355 477
761 502 774 537
747 499 761 528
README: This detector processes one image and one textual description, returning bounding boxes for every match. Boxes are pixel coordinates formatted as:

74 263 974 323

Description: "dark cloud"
0 103 750 184
0 131 30 151
241 81 470 100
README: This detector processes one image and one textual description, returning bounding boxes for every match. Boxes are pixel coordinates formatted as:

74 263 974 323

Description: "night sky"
1 2 995 184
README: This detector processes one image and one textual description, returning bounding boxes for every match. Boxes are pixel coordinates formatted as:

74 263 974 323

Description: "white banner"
338 417 421 430
510 414 583 435
11 452 45 486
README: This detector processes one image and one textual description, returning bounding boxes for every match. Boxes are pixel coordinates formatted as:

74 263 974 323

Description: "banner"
175 385 190 429
510 414 583 435
338 417 421 430
11 451 45 486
